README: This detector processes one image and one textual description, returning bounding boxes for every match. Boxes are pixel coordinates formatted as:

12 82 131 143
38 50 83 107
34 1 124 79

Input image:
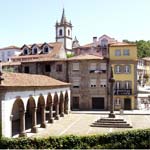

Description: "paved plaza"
27 110 150 138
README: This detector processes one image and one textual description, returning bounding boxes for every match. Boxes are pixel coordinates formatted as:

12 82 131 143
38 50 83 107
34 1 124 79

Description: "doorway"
124 98 131 110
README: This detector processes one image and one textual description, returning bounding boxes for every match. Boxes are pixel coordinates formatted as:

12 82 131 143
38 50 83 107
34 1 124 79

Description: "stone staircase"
91 117 132 128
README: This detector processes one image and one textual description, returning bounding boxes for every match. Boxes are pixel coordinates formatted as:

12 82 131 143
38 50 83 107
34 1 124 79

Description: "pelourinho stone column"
19 111 27 137
48 104 54 123
40 106 46 128
60 100 64 117
31 107 38 133
55 103 59 120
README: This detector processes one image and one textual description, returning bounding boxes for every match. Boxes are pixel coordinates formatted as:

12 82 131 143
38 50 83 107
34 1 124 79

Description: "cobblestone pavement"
29 111 150 138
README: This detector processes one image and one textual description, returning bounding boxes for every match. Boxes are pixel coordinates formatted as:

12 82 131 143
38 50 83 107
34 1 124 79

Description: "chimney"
93 37 97 47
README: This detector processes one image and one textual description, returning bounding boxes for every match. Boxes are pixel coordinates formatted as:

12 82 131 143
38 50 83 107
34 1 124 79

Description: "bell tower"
55 8 73 52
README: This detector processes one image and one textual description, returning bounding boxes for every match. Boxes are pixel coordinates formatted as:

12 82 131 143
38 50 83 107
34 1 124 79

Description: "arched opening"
11 99 24 137
53 93 59 120
59 29 63 36
64 91 69 114
46 93 53 121
25 97 36 132
37 95 46 128
68 29 70 36
59 92 64 117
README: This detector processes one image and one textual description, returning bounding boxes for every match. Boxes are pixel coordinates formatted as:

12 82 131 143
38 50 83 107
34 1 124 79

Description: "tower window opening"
59 29 63 36
68 29 70 36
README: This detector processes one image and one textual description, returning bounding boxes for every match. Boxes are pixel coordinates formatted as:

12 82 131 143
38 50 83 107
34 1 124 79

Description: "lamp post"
108 66 115 118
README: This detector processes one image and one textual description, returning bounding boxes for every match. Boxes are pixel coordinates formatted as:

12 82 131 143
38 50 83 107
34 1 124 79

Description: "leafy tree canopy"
123 39 150 58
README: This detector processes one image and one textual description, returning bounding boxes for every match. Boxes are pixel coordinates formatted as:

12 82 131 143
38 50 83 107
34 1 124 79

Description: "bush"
0 128 150 149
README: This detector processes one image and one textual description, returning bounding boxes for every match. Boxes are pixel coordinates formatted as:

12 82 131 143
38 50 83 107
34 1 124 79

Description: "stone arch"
11 99 26 137
53 92 59 120
37 95 46 128
25 97 37 133
64 91 69 114
59 91 64 117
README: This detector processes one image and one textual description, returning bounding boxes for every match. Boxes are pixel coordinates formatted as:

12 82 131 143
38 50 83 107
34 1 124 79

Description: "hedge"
0 128 150 149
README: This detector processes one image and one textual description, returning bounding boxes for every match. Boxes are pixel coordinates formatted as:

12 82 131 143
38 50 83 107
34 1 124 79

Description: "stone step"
97 120 127 123
91 123 132 128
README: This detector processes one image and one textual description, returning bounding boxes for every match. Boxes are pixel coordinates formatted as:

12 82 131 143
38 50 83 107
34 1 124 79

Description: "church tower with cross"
55 8 73 52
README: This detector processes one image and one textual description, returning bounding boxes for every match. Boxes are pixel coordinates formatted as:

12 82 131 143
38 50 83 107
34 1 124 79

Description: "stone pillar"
19 111 27 137
60 100 64 117
55 104 59 120
31 107 38 133
40 106 46 128
64 99 69 114
48 104 54 123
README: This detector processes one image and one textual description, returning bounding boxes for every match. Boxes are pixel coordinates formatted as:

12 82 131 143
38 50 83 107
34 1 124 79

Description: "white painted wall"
66 39 72 50
0 49 20 62
2 87 70 137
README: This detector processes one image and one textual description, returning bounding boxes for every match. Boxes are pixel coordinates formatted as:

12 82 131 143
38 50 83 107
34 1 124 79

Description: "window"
72 78 80 88
44 46 49 53
33 48 37 54
90 79 96 87
24 49 28 55
68 29 70 36
89 63 96 73
100 63 106 70
123 49 130 56
101 38 108 47
115 65 121 73
115 98 121 105
115 49 121 56
100 79 107 87
56 64 62 72
125 81 131 89
115 81 121 89
24 66 29 73
72 63 79 71
45 64 51 72
124 65 130 73
59 29 63 36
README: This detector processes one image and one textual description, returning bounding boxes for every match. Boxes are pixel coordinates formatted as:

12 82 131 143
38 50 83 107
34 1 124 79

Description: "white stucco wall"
2 87 70 137
0 49 20 62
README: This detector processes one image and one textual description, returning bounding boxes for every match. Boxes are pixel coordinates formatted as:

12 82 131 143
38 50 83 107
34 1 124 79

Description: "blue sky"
0 0 150 47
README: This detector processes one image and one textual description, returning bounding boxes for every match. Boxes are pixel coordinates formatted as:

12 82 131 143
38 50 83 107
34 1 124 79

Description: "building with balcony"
109 42 137 110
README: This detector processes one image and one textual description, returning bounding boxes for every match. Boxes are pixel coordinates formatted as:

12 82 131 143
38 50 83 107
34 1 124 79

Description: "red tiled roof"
11 42 65 62
110 42 136 46
1 72 70 87
68 54 104 61
0 46 20 51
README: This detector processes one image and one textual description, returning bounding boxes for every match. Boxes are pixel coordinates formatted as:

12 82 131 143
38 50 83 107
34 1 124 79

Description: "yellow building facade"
109 43 137 110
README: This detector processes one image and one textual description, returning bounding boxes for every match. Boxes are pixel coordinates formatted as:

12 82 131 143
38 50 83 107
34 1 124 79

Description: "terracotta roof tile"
110 42 136 46
68 54 104 61
0 46 20 51
11 42 65 62
1 72 70 87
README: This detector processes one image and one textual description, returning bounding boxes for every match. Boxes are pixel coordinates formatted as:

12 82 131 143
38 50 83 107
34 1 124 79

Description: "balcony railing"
114 89 132 95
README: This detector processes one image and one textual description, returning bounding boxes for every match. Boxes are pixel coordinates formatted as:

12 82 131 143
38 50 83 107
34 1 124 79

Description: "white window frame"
100 63 107 70
123 49 130 56
72 63 80 71
116 81 121 89
124 65 130 73
100 79 107 87
90 79 97 88
115 49 121 56
72 78 80 88
116 65 121 73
